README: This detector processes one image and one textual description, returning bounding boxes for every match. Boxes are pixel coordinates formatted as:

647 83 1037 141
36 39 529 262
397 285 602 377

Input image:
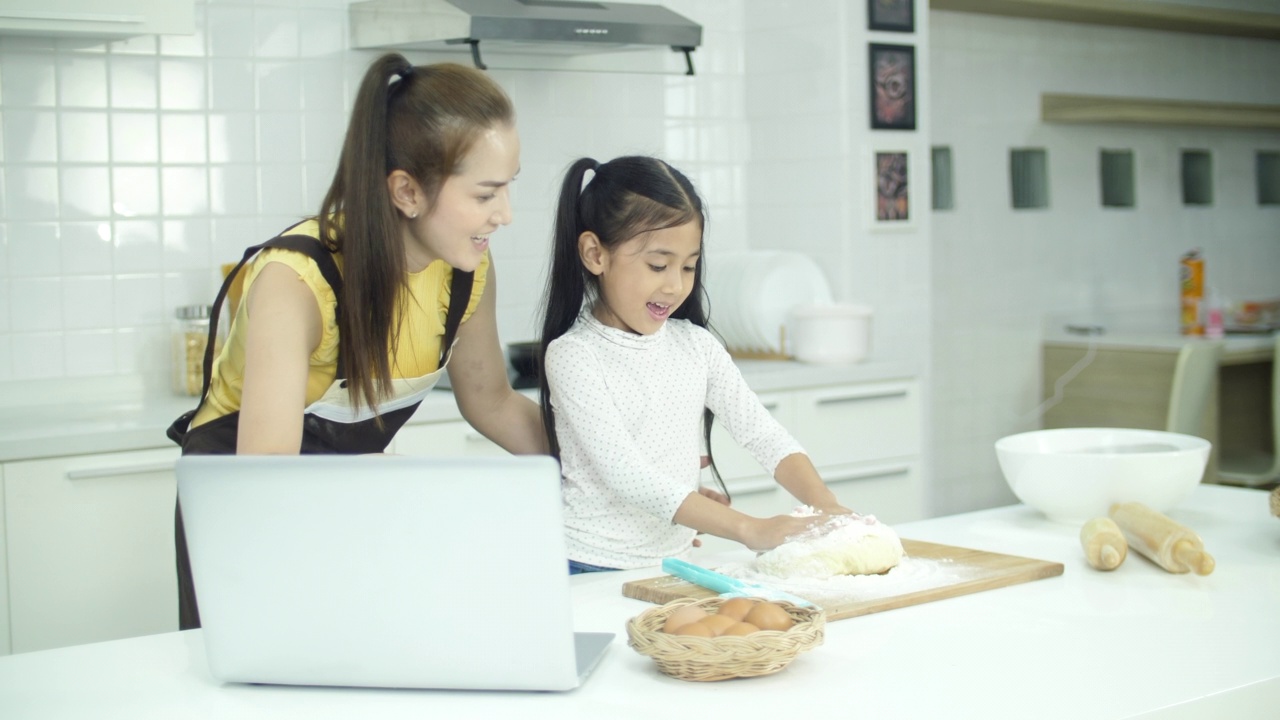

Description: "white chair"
1165 340 1222 439
1216 334 1280 488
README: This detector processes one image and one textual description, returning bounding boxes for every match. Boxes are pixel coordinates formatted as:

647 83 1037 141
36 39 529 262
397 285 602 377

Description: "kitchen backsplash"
0 0 766 398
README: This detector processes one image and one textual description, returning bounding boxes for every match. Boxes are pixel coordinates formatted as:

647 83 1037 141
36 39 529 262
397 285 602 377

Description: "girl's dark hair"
537 156 728 501
317 53 514 412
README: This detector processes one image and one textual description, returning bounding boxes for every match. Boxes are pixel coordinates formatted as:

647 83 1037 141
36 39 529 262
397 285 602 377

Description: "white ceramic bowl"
994 428 1210 524
787 303 872 364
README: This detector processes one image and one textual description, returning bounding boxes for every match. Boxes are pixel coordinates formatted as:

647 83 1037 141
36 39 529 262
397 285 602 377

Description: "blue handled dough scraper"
661 557 814 607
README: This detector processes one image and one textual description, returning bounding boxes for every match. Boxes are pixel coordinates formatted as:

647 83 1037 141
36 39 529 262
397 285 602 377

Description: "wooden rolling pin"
1079 517 1127 570
1108 502 1215 576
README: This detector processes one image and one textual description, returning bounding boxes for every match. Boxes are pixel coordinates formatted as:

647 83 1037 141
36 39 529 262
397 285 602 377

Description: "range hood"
350 0 703 74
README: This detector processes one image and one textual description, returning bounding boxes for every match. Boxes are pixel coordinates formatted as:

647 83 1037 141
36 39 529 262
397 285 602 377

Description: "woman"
168 53 543 629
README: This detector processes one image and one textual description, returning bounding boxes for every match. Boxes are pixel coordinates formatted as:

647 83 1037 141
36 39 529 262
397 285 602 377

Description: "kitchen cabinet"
697 378 923 556
0 0 193 38
389 418 506 458
2 448 179 655
0 465 9 656
930 0 1280 40
1041 331 1276 486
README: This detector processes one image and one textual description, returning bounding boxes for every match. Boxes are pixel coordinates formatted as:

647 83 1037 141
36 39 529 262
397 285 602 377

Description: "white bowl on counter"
994 427 1210 524
787 303 872 364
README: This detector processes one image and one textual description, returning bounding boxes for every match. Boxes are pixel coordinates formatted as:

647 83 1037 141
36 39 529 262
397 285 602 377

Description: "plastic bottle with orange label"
1179 249 1204 336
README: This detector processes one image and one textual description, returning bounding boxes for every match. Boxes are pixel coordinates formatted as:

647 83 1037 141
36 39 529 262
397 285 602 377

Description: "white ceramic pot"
787 304 872 364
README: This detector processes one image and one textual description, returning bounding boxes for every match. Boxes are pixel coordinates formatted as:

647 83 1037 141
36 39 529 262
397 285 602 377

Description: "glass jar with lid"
172 304 214 396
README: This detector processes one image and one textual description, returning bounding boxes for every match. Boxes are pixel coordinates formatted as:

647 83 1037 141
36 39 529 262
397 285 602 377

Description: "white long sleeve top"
545 312 806 569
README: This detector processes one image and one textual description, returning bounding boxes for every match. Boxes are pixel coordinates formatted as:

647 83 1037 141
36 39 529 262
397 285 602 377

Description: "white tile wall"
929 11 1280 515
0 0 758 401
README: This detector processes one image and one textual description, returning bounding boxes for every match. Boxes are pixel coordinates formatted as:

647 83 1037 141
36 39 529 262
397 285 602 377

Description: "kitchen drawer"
3 448 180 654
790 380 919 468
707 392 792 482
392 420 505 458
820 460 923 524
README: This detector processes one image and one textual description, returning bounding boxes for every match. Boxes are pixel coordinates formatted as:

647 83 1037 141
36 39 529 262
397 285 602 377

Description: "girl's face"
587 221 702 335
409 123 520 272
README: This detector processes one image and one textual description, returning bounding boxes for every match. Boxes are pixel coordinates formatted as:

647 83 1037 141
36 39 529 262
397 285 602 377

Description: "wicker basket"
626 596 825 682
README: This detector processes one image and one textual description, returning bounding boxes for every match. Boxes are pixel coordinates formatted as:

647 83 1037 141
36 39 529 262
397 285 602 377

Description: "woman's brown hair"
318 53 514 412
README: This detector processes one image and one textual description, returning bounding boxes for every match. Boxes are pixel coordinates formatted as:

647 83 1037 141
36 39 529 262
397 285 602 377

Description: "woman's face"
590 221 702 336
410 123 520 272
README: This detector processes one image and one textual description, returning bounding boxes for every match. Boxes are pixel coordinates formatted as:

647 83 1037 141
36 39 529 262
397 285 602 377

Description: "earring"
409 210 418 219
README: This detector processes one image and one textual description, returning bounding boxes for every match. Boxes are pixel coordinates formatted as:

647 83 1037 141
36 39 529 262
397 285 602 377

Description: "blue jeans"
568 559 618 575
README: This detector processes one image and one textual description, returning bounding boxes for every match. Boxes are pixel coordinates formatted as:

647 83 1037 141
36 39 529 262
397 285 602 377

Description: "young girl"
168 54 544 627
537 156 850 573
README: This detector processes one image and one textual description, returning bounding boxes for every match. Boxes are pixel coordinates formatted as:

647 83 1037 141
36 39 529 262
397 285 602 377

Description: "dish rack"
705 251 832 360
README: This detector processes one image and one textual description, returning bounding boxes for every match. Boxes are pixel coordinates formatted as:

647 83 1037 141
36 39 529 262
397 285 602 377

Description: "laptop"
175 454 613 691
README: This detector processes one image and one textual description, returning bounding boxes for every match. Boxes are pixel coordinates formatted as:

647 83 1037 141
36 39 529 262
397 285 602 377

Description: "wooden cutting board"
622 539 1064 622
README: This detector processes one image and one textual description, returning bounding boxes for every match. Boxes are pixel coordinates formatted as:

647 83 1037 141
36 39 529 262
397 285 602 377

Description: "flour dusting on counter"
717 555 979 607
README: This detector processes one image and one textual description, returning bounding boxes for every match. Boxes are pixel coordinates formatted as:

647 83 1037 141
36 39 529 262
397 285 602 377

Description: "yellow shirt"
192 219 489 427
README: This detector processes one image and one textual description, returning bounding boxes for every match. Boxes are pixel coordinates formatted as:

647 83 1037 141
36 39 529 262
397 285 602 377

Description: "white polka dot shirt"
546 311 805 569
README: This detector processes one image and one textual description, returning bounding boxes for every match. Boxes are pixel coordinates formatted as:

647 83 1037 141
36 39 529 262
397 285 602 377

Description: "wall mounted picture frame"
873 150 911 227
868 0 914 33
869 43 916 130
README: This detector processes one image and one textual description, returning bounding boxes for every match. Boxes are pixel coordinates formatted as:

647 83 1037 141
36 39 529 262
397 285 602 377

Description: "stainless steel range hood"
350 0 703 74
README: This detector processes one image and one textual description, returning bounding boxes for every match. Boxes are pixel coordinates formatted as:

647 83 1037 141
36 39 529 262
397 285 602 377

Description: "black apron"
167 233 473 630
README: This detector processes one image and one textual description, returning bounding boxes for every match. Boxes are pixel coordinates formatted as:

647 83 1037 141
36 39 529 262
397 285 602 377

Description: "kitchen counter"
0 359 917 463
1041 324 1277 486
1043 325 1276 365
1 484 1274 719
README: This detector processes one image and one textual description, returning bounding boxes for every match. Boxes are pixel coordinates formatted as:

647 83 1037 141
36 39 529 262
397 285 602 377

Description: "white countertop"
1044 328 1276 354
0 484 1274 719
0 359 917 463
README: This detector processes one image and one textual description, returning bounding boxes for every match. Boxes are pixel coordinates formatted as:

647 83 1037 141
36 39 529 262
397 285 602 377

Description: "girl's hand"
740 514 820 552
690 486 731 548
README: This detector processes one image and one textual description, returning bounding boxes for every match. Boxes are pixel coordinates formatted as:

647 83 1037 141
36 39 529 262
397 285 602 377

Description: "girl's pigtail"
537 157 599 459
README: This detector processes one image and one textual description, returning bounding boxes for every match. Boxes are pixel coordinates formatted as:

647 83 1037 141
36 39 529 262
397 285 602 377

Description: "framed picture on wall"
873 150 911 227
869 43 916 130
868 0 914 33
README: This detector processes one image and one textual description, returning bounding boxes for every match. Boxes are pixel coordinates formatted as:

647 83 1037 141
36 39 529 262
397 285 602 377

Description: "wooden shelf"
1041 93 1280 130
931 0 1280 40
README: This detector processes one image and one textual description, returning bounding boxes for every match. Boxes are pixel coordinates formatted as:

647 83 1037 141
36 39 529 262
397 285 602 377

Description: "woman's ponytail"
316 54 513 414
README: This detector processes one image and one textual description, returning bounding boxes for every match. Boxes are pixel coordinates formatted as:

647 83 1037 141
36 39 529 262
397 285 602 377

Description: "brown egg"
721 621 760 637
698 614 740 636
744 602 795 632
662 604 708 634
672 621 714 637
717 597 757 621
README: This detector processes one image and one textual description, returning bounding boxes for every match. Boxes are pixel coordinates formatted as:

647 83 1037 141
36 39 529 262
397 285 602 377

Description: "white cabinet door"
819 461 923 525
790 381 920 468
0 0 193 37
393 420 506 458
0 464 9 655
4 448 180 654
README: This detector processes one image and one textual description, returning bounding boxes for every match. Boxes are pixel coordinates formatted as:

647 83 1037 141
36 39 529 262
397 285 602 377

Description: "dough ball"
753 513 904 579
